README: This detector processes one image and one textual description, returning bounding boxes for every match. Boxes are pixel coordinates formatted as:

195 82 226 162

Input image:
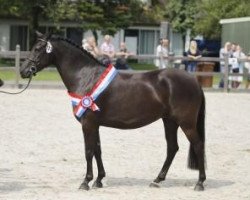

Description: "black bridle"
26 38 48 76
0 38 48 95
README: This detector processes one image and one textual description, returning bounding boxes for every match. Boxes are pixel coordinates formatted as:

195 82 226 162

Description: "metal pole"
15 45 20 88
224 53 229 92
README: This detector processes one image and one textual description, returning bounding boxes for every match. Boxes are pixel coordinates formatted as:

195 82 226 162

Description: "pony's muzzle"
20 60 33 78
29 66 37 76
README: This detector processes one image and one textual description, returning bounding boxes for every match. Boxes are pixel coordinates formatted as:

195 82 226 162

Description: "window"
139 30 158 55
10 25 28 51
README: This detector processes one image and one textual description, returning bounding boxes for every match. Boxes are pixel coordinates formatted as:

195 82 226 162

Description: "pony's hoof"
149 182 160 188
92 181 103 189
79 182 90 190
194 183 204 191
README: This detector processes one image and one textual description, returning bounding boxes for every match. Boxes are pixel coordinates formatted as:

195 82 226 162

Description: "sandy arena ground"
0 89 250 200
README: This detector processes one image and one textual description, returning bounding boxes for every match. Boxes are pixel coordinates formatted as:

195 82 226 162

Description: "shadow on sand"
106 177 234 190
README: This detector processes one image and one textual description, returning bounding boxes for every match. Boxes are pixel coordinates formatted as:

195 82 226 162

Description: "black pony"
20 32 206 191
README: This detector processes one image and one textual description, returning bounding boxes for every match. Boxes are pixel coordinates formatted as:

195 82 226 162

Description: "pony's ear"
35 31 44 38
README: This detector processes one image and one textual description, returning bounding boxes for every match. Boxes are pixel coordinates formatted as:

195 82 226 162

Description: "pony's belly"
100 105 164 129
101 116 162 129
99 81 168 129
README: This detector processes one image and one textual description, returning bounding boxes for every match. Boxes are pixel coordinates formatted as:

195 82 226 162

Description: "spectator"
83 36 100 58
115 42 134 70
186 40 201 72
231 43 237 54
244 53 250 89
219 42 233 88
230 44 246 88
155 38 169 69
100 35 115 65
82 38 88 50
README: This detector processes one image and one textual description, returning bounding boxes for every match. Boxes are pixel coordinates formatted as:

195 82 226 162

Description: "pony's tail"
188 90 206 170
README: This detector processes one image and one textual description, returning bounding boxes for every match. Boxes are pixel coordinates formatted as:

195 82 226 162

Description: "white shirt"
155 45 168 69
232 51 246 69
100 42 115 54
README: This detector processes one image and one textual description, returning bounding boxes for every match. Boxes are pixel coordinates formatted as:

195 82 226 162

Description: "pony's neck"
52 39 106 94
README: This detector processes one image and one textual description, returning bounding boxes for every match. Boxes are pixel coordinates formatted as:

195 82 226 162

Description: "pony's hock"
20 31 206 191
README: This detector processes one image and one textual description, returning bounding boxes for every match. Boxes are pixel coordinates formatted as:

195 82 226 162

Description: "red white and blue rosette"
68 64 117 118
81 96 93 108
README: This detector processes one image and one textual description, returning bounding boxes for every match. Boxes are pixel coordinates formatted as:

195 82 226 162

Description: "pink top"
100 42 115 53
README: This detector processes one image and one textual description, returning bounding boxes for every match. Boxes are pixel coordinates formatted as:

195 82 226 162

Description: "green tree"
194 0 250 39
0 0 143 44
0 0 57 45
51 0 143 37
164 0 199 37
162 0 250 40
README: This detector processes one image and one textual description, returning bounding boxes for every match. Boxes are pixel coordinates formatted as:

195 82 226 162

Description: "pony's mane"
50 35 104 66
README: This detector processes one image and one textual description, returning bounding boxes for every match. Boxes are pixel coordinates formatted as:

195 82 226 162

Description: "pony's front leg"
92 132 106 188
79 123 99 190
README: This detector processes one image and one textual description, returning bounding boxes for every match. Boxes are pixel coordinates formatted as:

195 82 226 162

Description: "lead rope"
0 75 32 95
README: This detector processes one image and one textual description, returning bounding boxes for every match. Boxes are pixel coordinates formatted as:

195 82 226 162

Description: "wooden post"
224 53 229 92
15 45 20 88
168 52 175 68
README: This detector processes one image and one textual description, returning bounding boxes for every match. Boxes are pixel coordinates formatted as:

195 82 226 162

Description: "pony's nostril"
30 66 37 72
29 66 37 76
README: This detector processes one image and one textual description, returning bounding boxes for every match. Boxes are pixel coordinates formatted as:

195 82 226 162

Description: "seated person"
83 36 99 58
100 35 115 65
115 42 133 70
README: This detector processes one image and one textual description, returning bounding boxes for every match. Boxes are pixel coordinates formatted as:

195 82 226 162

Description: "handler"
0 78 4 87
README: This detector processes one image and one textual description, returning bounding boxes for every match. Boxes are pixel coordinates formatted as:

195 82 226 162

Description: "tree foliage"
1 0 250 41
0 0 57 44
157 0 250 39
0 0 143 39
194 0 250 39
51 0 140 36
164 0 198 36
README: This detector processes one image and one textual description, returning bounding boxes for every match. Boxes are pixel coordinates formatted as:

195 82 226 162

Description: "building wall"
0 24 10 51
0 19 184 57
221 19 250 54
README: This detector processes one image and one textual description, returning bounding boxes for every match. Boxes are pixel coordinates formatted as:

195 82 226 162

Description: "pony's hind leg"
150 118 179 187
181 124 206 191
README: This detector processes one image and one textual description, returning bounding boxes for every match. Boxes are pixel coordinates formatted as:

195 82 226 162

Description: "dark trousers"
0 79 4 87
